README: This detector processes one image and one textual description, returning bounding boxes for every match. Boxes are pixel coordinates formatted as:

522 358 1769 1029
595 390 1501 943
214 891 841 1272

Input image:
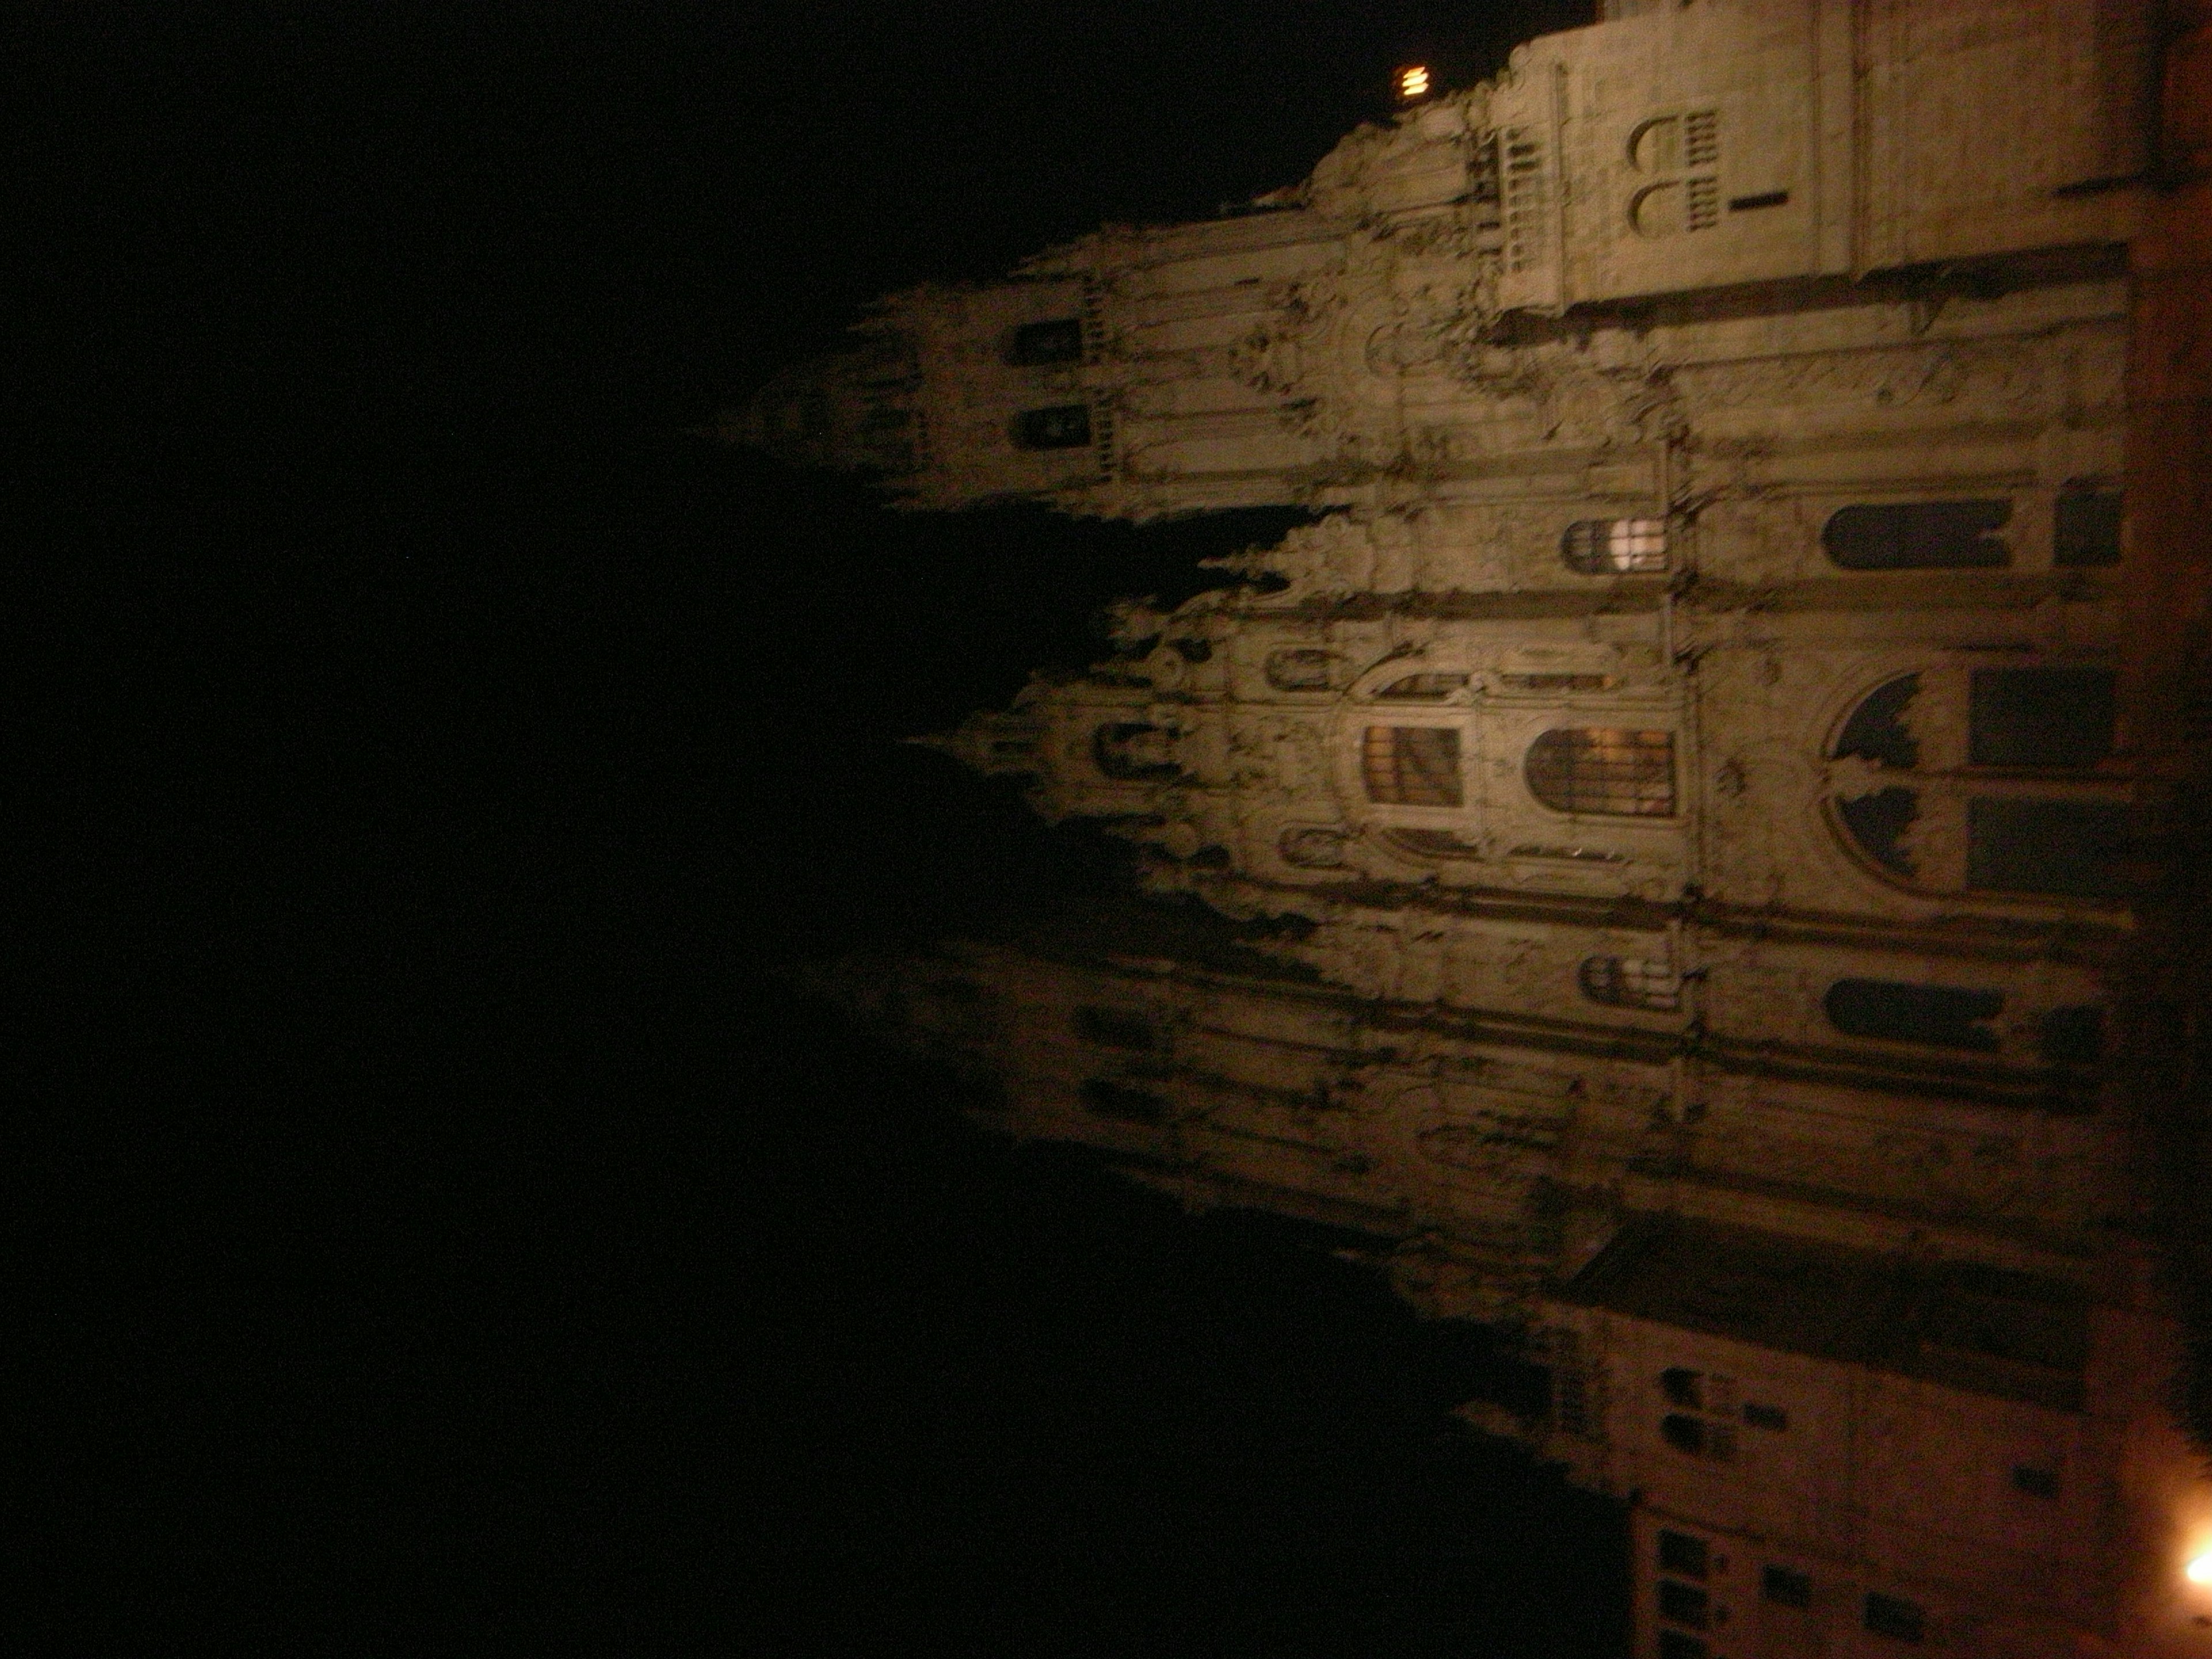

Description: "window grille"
1008 319 1084 366
1012 404 1093 450
1683 110 1718 168
1580 956 1680 1011
1278 827 1349 869
1823 501 2012 569
1374 672 1467 700
1562 517 1668 574
1362 726 1463 807
2055 484 2122 566
1967 798 2132 898
1525 728 1675 817
1266 648 1336 691
1684 176 1719 230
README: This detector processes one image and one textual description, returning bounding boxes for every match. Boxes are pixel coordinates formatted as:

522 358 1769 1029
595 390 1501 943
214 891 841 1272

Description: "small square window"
2011 1465 2060 1498
1662 1367 1703 1408
1657 1579 1710 1630
1743 1403 1787 1431
1661 1413 1707 1456
1658 1530 1709 1580
1657 1633 1709 1659
1763 1565 1812 1607
1865 1592 1926 1643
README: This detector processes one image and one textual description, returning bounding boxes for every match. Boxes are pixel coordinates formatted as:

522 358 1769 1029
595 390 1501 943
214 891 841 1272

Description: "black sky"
24 4 1624 1652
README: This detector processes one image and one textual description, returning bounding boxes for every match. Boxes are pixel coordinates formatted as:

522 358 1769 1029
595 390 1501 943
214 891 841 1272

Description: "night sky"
24 3 1626 1651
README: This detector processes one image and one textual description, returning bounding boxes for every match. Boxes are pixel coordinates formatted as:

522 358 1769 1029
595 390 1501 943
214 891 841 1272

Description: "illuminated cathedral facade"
749 3 2212 1654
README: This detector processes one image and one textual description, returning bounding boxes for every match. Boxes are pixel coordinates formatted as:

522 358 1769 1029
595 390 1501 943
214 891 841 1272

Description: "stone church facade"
755 3 2212 1655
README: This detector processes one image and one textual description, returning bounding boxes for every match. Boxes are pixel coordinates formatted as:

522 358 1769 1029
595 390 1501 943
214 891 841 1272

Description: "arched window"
1008 319 1084 366
1822 501 2011 570
1090 722 1179 781
1362 726 1462 806
1012 404 1093 450
1828 668 2130 899
1580 956 1680 1011
1279 827 1349 868
1562 518 1669 574
1824 979 2002 1051
1266 648 1336 691
1525 729 1676 817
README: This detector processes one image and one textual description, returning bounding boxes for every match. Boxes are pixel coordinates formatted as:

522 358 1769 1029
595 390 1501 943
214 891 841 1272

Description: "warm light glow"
2189 1552 2212 1585
1396 65 1430 101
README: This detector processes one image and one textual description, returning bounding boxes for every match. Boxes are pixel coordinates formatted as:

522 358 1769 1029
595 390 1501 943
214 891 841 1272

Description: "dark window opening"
1662 1367 1704 1408
1864 1592 1927 1643
1967 798 2133 898
1189 844 1232 870
1363 725 1463 806
1657 1579 1711 1630
1525 728 1676 816
2040 1005 2105 1066
1091 722 1180 782
1658 1531 1710 1580
1267 648 1337 691
1837 787 1922 877
1661 1413 1707 1455
1823 501 2012 570
1658 1634 1709 1659
2055 486 2123 566
1824 979 2003 1051
1835 674 1922 769
1743 1403 1788 1431
1080 1080 1169 1126
1969 668 2115 768
1075 1007 1157 1050
1764 1565 1813 1608
2012 1464 2061 1498
1728 189 1790 210
1009 319 1085 366
1013 404 1093 450
1169 637 1213 662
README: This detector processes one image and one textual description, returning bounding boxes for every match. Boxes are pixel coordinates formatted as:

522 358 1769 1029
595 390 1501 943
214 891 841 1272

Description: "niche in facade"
1266 647 1338 691
1090 722 1180 781
1278 827 1350 868
1525 728 1676 817
1012 404 1093 449
1822 501 2012 570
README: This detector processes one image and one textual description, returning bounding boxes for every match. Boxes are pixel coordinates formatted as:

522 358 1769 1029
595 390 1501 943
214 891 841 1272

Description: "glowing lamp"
1396 65 1431 102
2188 1552 2212 1585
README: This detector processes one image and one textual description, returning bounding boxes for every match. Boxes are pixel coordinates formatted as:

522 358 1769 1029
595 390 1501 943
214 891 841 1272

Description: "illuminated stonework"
773 3 2212 1656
